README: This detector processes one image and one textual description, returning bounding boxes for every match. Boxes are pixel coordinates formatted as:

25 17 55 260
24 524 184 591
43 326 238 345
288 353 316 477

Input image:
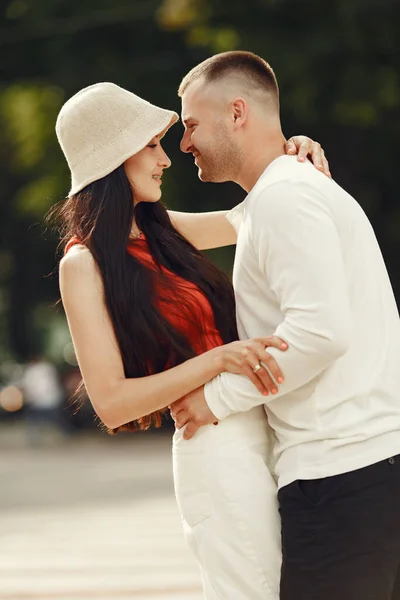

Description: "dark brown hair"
178 50 279 106
48 165 238 433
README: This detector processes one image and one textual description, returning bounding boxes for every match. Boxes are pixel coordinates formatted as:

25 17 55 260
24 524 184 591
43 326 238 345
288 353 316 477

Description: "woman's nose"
159 149 171 168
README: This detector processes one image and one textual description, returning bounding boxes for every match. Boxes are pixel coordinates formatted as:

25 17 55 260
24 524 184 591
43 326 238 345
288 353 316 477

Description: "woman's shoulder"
60 243 97 283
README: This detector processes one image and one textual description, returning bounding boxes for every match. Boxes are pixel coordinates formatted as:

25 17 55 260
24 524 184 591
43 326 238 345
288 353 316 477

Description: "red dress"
65 235 224 357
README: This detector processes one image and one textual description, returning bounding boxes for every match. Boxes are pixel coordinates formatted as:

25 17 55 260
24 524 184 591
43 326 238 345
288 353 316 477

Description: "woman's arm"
168 136 330 250
60 246 224 429
59 246 286 430
168 209 237 250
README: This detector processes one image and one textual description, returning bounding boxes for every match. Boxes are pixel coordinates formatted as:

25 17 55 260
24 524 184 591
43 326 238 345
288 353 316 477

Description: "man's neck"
236 131 287 193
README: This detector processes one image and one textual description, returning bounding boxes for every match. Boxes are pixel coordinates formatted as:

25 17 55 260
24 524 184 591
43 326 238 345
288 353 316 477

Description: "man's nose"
180 131 191 154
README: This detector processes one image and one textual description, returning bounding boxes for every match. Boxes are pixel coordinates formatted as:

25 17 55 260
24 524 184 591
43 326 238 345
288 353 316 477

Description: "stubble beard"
197 142 241 183
196 121 242 183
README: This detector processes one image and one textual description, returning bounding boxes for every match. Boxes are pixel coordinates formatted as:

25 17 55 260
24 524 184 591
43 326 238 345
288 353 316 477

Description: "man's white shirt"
205 155 400 489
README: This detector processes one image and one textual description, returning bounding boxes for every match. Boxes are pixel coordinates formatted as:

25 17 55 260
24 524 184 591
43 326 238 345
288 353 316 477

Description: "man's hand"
170 386 218 440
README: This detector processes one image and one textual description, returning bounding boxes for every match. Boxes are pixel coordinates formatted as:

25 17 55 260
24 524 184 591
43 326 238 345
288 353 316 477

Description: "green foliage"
0 0 399 361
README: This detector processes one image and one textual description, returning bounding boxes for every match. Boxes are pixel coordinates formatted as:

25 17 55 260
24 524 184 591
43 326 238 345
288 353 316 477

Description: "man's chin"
197 167 223 183
198 169 210 182
198 170 229 184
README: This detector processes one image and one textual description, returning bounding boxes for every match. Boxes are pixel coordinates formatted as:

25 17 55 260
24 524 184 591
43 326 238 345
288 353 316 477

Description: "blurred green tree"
0 0 399 362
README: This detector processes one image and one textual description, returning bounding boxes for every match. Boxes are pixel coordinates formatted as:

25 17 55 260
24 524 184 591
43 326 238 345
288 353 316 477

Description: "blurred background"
0 0 399 597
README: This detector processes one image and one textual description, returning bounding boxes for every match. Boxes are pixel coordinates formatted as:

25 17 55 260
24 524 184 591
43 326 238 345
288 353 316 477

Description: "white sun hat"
56 82 179 196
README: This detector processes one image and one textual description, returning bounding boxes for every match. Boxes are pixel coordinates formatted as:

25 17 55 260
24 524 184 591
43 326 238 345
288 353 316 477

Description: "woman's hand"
215 336 288 396
285 135 331 178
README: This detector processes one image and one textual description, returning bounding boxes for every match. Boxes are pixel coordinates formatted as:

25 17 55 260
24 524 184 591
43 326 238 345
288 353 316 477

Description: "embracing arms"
171 180 351 438
59 246 286 429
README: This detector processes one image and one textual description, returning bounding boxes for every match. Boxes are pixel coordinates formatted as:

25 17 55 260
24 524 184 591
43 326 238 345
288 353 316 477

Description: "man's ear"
231 97 247 129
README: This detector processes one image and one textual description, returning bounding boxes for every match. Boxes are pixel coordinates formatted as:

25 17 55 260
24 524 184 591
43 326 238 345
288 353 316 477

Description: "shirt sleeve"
205 180 352 421
225 201 244 234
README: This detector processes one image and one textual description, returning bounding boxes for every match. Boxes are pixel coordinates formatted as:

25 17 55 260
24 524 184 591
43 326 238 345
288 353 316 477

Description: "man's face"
180 80 241 183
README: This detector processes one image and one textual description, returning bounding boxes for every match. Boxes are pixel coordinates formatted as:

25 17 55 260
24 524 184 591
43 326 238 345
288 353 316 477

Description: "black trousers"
278 454 400 600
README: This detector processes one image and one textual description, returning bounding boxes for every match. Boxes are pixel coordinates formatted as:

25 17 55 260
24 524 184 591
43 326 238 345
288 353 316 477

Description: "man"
171 51 400 599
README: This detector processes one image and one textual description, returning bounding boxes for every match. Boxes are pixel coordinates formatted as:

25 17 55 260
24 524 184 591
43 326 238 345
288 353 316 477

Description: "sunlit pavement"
0 426 203 600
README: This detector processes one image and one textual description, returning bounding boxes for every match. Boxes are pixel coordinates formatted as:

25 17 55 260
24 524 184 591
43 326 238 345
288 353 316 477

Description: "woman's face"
124 135 171 204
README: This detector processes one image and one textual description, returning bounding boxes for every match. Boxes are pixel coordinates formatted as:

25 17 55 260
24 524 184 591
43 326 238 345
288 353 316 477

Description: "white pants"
172 406 281 600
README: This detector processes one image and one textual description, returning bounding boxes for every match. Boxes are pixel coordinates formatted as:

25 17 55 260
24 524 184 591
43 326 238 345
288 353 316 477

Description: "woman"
54 82 328 599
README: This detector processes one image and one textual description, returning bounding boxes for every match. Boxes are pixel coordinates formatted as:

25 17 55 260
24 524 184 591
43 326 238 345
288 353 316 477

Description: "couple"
55 51 400 600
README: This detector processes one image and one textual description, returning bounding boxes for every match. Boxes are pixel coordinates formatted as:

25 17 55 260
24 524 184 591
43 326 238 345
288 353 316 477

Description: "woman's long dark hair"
49 165 238 433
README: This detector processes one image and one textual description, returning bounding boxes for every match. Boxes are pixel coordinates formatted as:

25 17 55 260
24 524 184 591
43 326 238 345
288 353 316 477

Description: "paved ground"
0 424 202 600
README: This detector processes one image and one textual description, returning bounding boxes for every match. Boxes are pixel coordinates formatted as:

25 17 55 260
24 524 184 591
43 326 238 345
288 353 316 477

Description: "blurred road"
0 426 202 600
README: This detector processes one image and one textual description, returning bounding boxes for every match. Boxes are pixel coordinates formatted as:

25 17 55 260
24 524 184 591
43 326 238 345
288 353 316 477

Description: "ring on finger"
253 363 262 374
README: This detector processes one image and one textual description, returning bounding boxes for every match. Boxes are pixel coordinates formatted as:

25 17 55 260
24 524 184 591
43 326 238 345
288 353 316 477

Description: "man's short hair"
178 50 279 106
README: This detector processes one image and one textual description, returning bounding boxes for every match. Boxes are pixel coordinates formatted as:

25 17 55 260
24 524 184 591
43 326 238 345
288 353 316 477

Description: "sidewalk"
0 425 202 600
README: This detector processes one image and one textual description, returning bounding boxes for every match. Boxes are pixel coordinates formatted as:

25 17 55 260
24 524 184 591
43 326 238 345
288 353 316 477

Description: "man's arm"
204 180 352 421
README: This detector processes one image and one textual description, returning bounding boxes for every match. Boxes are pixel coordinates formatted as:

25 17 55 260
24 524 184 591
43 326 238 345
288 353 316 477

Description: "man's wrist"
204 377 231 421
